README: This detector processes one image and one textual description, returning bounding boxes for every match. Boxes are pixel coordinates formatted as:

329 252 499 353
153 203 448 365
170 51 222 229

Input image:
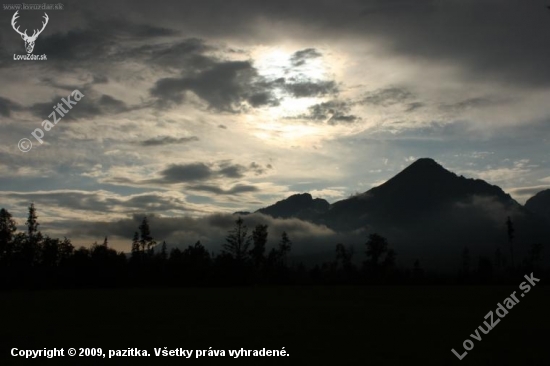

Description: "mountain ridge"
246 158 549 269
256 158 523 230
525 189 550 220
255 192 330 221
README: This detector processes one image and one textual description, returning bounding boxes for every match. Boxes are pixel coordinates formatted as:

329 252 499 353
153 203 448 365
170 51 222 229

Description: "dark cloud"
0 97 22 117
359 0 436 16
33 28 107 64
138 136 199 147
150 161 270 184
439 97 496 114
362 87 412 107
122 194 193 212
92 75 109 84
249 162 271 175
119 0 550 87
188 183 259 195
157 163 213 183
144 38 215 70
29 97 95 121
357 1 550 87
405 102 424 113
98 95 128 114
29 75 144 119
33 17 178 64
4 191 111 212
28 93 128 120
7 0 547 88
218 164 246 179
290 48 322 67
150 60 279 112
123 22 176 38
148 44 338 111
39 77 85 92
284 80 338 98
247 92 279 107
293 100 358 124
0 190 194 214
114 38 216 72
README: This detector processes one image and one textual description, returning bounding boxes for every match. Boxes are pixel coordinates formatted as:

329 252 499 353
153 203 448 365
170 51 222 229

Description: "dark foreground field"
1 285 548 365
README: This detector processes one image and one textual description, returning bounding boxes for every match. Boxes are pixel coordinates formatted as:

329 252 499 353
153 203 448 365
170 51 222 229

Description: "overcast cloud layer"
1 0 550 252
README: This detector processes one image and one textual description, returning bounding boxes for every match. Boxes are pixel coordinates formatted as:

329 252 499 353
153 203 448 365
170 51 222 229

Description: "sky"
1 0 550 251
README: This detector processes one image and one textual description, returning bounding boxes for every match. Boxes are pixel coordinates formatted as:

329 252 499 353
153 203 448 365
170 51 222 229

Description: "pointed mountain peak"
362 157 513 207
381 158 455 190
402 158 449 174
408 157 439 167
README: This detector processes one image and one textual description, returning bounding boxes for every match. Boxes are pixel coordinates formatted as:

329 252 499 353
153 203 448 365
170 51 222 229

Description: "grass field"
1 285 548 365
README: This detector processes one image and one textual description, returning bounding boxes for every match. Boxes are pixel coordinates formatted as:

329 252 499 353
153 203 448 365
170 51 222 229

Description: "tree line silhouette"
0 204 547 289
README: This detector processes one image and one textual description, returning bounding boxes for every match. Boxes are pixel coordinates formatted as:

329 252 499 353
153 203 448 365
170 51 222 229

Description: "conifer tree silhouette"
223 217 251 262
0 208 16 262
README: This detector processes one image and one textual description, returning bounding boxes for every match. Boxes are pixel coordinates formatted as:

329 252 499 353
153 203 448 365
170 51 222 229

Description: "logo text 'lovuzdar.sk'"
451 273 541 360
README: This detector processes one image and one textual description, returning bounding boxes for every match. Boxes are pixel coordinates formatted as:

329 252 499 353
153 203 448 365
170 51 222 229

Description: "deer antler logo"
11 10 49 54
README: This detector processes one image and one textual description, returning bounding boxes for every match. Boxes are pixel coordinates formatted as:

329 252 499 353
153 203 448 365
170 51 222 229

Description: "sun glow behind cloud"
252 47 292 78
253 46 330 80
269 96 320 118
248 46 338 143
252 46 332 118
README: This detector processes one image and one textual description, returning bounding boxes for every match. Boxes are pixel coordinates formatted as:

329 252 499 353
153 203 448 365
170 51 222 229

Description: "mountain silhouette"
254 158 549 268
256 193 329 221
525 189 550 220
325 158 518 231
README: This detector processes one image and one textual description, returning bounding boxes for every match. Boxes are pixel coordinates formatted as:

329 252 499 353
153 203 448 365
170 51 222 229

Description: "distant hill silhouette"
232 211 251 216
253 158 550 268
256 193 329 221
